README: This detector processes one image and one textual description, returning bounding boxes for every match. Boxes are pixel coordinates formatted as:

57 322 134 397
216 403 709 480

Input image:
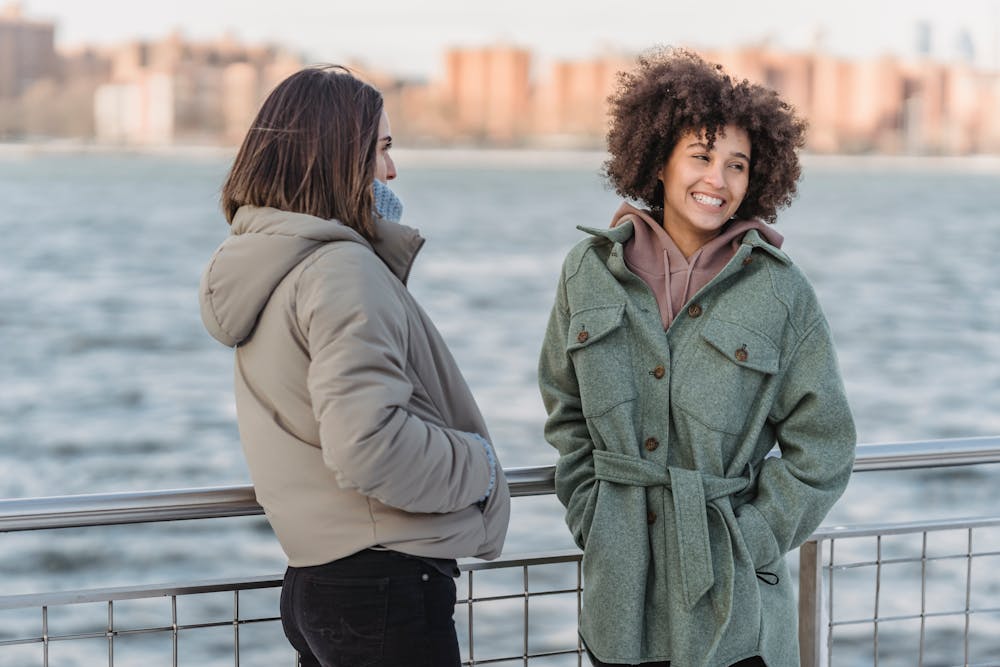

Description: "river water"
1 149 999 665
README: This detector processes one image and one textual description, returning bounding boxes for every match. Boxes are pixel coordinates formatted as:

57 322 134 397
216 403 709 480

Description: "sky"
19 0 1000 79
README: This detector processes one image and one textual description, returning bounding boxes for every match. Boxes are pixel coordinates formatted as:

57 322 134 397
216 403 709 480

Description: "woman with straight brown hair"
200 65 510 667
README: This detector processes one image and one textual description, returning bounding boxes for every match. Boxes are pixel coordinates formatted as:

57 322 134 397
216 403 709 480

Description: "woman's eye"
729 163 745 171
693 154 709 162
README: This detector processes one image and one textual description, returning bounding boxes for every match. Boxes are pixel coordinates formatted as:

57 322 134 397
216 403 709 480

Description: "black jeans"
280 549 460 667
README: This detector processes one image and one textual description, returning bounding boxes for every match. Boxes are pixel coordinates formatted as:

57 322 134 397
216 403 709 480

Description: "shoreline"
2 141 1000 172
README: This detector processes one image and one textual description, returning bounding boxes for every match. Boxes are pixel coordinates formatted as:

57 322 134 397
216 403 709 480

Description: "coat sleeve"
297 248 493 514
537 265 599 549
735 316 857 567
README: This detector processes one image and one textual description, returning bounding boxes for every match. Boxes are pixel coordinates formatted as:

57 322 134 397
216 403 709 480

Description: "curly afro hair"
603 47 807 223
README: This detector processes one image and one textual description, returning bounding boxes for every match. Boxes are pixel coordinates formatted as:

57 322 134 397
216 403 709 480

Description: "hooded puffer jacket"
200 205 510 566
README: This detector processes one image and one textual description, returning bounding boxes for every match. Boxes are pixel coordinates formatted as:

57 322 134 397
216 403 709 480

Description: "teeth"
693 193 723 207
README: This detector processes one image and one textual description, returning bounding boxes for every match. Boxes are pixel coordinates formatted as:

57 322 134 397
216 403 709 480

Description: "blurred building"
400 42 1000 154
440 45 532 143
0 2 57 100
0 3 108 139
532 52 631 147
94 32 301 145
703 45 1000 154
1 5 999 154
348 64 452 144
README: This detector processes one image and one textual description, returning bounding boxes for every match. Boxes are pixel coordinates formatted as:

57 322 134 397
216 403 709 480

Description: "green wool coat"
537 222 856 667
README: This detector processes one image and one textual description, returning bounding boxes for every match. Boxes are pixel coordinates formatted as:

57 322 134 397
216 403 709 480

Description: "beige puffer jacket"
200 206 510 566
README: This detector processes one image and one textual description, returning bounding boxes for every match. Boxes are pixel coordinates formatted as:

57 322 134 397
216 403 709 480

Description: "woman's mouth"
692 193 724 207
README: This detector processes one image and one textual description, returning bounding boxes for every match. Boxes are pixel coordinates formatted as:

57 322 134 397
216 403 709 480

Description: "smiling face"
658 124 751 256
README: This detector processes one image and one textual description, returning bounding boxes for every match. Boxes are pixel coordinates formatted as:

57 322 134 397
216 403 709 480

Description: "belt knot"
592 450 750 607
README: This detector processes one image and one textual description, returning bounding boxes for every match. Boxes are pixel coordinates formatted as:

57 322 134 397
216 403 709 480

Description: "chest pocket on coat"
673 317 779 434
566 304 636 418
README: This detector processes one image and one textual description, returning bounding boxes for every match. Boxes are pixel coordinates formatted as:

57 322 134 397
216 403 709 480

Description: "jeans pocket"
299 576 389 667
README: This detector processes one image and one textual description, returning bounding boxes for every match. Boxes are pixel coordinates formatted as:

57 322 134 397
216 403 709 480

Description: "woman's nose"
702 165 724 188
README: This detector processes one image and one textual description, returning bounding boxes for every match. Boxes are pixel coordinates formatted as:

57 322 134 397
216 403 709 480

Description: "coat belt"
592 449 750 609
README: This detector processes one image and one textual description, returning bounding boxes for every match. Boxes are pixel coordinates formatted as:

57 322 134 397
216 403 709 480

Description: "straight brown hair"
221 65 384 239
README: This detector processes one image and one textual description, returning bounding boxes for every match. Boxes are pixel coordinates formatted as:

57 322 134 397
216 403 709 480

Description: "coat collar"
369 217 426 285
577 222 791 266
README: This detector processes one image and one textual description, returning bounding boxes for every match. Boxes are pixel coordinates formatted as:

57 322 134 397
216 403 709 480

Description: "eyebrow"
380 135 393 144
685 141 750 161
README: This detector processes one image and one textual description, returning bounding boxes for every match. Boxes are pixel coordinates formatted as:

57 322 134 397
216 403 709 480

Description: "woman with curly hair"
538 48 856 667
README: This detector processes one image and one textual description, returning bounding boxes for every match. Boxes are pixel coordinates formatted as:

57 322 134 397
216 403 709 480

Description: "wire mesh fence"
801 517 1000 667
0 552 586 667
7 439 1000 666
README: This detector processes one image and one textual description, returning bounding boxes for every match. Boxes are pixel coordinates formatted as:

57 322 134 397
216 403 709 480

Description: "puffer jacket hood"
199 206 421 347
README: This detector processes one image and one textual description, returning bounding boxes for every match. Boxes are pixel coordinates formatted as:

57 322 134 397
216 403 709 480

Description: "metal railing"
0 465 556 534
3 436 1000 667
793 436 1000 667
0 574 286 666
4 437 1000 533
0 553 586 667
798 516 1000 667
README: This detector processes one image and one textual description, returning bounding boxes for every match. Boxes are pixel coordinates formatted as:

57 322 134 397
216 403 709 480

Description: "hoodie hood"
610 202 784 329
199 205 423 347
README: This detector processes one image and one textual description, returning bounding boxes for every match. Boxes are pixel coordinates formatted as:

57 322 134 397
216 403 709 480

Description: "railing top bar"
811 513 1000 540
851 435 1000 471
0 574 283 610
0 550 583 610
0 485 264 533
458 548 582 572
2 437 999 533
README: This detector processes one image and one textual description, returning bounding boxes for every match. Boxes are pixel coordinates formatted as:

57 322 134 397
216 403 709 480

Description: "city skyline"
17 0 1000 78
4 4 1000 153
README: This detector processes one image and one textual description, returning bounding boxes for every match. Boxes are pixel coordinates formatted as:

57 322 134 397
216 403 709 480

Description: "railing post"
798 539 823 667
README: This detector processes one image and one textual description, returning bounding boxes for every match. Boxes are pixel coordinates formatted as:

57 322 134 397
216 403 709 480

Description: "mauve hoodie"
611 202 785 329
